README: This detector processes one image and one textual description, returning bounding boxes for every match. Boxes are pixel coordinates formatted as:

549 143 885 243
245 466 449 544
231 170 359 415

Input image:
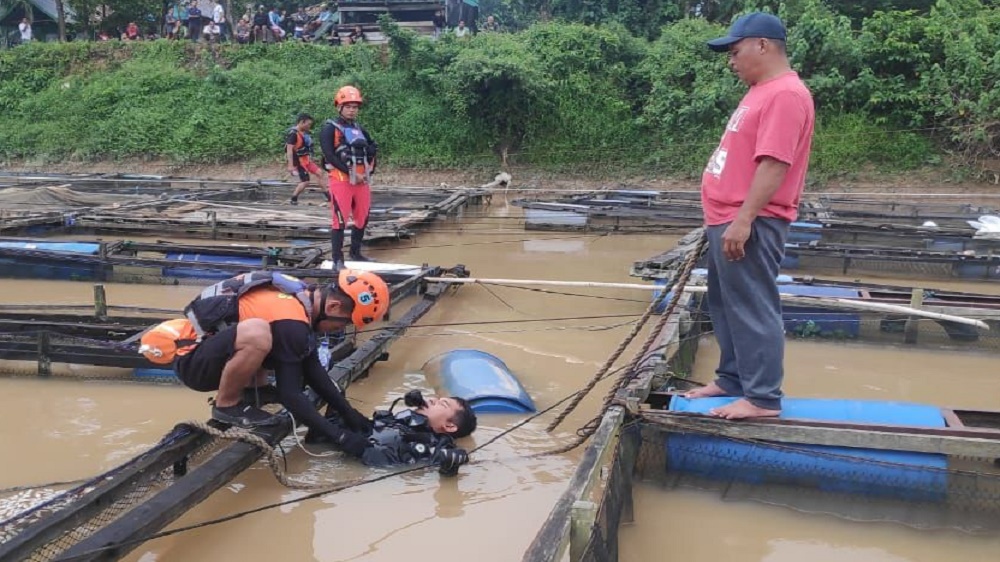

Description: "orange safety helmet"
334 86 364 107
333 268 389 328
139 318 200 365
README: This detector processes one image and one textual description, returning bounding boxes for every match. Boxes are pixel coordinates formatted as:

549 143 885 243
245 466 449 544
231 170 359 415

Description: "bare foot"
709 398 781 420
683 382 731 399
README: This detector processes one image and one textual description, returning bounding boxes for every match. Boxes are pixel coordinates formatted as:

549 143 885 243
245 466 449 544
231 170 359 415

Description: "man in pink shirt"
684 12 815 420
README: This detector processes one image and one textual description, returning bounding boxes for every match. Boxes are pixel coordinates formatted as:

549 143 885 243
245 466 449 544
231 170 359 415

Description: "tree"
55 0 67 40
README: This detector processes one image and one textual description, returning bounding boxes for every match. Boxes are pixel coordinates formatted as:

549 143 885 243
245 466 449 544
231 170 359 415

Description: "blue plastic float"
787 221 823 244
423 349 536 414
0 241 103 280
777 283 862 337
666 395 948 501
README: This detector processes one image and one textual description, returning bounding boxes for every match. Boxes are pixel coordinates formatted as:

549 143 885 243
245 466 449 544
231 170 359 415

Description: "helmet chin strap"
312 285 330 330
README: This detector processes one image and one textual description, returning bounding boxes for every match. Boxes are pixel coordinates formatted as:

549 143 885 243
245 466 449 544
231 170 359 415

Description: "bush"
6 3 1000 180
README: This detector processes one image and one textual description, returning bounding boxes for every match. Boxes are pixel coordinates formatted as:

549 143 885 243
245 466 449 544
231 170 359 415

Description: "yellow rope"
541 232 707 454
179 420 327 490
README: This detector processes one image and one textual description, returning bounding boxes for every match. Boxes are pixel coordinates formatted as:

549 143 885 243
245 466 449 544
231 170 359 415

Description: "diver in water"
306 389 477 476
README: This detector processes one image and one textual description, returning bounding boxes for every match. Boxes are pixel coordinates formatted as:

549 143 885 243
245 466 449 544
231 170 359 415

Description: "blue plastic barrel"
788 222 823 244
422 349 536 413
162 253 262 279
666 396 948 501
133 368 178 380
955 262 1000 281
0 241 101 254
779 284 862 337
0 241 103 280
781 245 801 270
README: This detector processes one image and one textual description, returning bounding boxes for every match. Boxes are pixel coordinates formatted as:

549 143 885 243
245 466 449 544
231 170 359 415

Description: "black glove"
335 430 370 458
343 408 373 434
403 389 427 409
434 448 469 477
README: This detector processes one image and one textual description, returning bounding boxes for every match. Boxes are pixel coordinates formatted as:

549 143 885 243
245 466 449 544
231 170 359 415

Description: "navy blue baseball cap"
707 12 787 52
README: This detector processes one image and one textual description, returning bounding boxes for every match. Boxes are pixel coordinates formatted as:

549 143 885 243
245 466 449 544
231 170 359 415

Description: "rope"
178 420 326 490
542 232 707 450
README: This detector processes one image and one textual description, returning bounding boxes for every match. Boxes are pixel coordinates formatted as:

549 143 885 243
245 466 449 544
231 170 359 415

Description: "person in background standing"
432 10 445 39
18 18 32 43
187 1 203 41
212 0 227 41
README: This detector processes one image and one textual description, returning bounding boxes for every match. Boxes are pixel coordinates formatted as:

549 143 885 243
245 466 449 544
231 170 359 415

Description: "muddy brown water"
3 202 1000 561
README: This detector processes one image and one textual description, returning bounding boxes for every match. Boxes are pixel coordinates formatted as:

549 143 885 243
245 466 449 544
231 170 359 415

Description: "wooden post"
38 332 51 376
208 211 218 240
569 500 597 562
904 288 924 344
94 284 108 319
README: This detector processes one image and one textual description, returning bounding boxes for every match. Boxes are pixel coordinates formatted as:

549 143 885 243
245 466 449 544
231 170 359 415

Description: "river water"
2 201 999 561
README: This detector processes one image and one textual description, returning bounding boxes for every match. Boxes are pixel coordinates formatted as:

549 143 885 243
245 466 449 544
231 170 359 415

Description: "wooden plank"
904 288 924 343
521 406 625 562
569 501 597 562
642 410 1000 458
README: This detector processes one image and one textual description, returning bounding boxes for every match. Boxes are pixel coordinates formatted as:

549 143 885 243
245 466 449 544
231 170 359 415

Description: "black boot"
330 229 345 270
349 226 371 262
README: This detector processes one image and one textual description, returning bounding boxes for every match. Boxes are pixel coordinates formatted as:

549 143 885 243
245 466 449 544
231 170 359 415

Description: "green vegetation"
2 0 998 181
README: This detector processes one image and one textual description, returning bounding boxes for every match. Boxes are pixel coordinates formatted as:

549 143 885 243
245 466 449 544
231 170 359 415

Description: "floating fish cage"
0 173 488 243
514 190 1000 234
0 266 464 382
787 221 1000 254
781 242 1000 282
804 197 999 229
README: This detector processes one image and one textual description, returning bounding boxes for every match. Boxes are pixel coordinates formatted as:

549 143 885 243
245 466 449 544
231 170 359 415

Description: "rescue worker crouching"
142 269 390 449
320 85 378 270
306 389 477 476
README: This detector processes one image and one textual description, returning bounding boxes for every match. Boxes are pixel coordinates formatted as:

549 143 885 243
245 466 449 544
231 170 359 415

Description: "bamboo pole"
422 276 990 330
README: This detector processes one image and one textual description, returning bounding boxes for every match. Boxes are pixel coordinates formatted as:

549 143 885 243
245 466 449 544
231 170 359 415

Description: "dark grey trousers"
706 217 789 410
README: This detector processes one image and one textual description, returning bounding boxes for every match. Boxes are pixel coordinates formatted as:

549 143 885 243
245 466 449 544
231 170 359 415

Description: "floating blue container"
162 253 262 279
780 246 801 270
0 241 101 254
666 396 948 501
133 368 178 380
422 349 536 413
788 222 823 244
778 284 862 338
0 241 103 280
926 239 966 252
651 279 675 314
954 262 1000 281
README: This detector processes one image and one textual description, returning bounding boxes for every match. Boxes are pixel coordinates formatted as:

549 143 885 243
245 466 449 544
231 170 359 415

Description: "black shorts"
295 165 310 182
174 325 238 392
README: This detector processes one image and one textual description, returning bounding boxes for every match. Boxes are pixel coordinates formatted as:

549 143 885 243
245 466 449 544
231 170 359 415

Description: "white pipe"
423 276 991 330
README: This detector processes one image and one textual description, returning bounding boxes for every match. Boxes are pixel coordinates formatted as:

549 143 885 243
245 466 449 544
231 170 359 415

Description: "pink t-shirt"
701 71 815 226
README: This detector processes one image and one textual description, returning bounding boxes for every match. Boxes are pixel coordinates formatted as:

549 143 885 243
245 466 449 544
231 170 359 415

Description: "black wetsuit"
306 404 469 474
